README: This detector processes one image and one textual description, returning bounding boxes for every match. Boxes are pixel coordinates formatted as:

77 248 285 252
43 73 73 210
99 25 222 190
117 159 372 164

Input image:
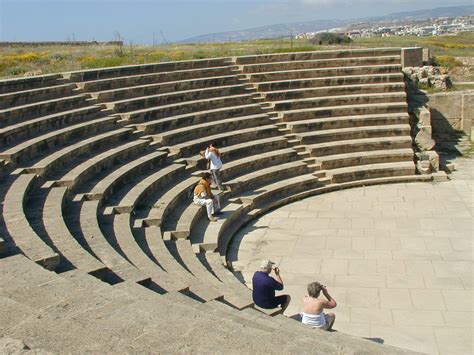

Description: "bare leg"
325 313 336 331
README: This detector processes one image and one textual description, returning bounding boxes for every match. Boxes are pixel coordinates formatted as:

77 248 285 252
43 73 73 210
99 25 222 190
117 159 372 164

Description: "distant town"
295 16 474 39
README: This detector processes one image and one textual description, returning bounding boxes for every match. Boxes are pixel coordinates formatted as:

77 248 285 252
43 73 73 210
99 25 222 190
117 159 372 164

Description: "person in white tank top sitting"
301 281 337 331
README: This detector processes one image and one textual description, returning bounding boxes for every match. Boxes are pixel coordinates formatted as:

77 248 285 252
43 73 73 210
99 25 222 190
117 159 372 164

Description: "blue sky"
0 0 471 43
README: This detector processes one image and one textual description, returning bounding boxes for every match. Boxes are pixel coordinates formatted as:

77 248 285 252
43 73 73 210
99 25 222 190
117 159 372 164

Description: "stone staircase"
0 49 430 353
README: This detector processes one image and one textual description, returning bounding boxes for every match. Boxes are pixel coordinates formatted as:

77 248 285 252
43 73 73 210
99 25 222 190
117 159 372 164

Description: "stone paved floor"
229 156 473 355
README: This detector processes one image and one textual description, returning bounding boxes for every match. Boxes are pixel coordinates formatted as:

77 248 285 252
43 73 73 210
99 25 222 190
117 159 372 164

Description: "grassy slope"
0 32 472 79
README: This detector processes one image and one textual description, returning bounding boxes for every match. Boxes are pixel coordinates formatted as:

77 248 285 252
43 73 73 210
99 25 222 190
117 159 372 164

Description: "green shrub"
309 33 352 45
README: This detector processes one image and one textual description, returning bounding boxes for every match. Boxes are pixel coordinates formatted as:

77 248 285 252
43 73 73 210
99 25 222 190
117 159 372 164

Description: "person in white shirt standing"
201 142 223 191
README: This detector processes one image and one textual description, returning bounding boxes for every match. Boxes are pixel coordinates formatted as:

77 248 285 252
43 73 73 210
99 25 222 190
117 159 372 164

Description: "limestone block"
416 106 431 126
415 127 436 151
416 160 431 174
424 151 440 172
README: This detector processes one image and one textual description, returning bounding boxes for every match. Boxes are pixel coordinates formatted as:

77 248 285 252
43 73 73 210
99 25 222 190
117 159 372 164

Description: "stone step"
66 57 234 82
0 83 77 109
77 199 152 283
218 136 290 162
136 102 272 135
217 147 300 181
23 127 134 177
141 226 223 301
55 139 152 190
2 174 60 270
287 112 409 133
145 176 198 232
203 252 253 304
172 239 252 309
282 102 407 122
0 115 119 166
307 136 413 157
190 202 244 252
226 160 310 196
235 48 401 65
78 65 240 92
0 254 405 353
156 113 272 146
113 163 186 214
255 72 404 91
295 124 411 145
121 93 260 123
107 83 250 113
236 173 321 208
0 74 63 94
169 124 280 158
248 64 402 83
242 55 401 73
92 74 242 102
170 203 206 240
0 105 104 147
84 150 168 203
327 161 416 183
265 82 405 101
42 186 109 274
317 148 414 170
112 213 192 293
274 92 406 112
0 94 91 127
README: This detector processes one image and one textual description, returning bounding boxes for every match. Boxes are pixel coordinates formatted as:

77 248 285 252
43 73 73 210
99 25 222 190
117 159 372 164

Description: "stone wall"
426 91 473 139
401 47 423 68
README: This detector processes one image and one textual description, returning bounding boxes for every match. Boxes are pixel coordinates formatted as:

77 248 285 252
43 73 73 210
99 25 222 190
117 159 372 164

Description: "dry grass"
0 32 472 79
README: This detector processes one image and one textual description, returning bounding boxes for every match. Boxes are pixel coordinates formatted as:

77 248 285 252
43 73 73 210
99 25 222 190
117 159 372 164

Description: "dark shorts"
258 295 289 309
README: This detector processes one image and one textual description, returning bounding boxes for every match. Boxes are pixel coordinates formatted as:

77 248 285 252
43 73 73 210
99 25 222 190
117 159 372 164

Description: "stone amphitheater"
0 48 470 354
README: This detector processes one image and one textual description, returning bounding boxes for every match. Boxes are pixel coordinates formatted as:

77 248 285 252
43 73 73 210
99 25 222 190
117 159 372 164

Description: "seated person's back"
301 281 337 330
252 260 290 312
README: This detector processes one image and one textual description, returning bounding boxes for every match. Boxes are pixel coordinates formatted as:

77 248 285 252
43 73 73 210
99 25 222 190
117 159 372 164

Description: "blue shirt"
252 271 283 308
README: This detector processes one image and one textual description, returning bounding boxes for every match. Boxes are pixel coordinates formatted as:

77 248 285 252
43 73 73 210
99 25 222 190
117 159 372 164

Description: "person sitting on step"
300 281 337 331
200 142 223 191
252 260 291 314
193 172 222 222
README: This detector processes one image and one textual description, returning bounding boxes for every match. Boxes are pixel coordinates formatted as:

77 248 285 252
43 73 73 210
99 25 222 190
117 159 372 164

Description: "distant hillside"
181 5 473 43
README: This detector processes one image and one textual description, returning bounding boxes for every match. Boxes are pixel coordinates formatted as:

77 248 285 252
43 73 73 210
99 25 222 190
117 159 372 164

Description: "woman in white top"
301 281 337 331
202 142 223 191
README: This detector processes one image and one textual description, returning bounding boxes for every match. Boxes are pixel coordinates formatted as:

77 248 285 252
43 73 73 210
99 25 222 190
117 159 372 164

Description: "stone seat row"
0 82 78 109
0 114 304 312
0 94 93 128
240 55 401 73
1 254 407 353
234 47 402 65
254 72 404 91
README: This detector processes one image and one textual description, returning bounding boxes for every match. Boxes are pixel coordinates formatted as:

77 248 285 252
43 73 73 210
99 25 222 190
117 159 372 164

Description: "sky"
0 0 472 43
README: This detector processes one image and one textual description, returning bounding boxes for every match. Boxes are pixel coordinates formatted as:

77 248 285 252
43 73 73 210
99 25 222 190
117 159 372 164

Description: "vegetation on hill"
309 33 352 45
0 32 472 79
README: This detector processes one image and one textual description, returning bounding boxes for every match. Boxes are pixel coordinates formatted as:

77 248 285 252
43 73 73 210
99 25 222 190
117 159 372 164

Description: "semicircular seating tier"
0 49 431 353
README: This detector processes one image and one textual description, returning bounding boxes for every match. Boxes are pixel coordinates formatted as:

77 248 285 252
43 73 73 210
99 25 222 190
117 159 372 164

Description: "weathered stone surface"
415 106 431 126
0 337 51 354
416 160 431 174
416 151 439 172
415 126 435 151
402 66 453 90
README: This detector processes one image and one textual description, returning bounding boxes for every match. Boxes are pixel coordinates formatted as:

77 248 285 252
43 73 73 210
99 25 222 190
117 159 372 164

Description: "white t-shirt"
205 148 223 170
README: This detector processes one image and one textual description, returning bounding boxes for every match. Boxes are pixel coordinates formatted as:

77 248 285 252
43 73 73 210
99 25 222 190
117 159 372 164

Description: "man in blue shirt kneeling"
252 260 291 313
